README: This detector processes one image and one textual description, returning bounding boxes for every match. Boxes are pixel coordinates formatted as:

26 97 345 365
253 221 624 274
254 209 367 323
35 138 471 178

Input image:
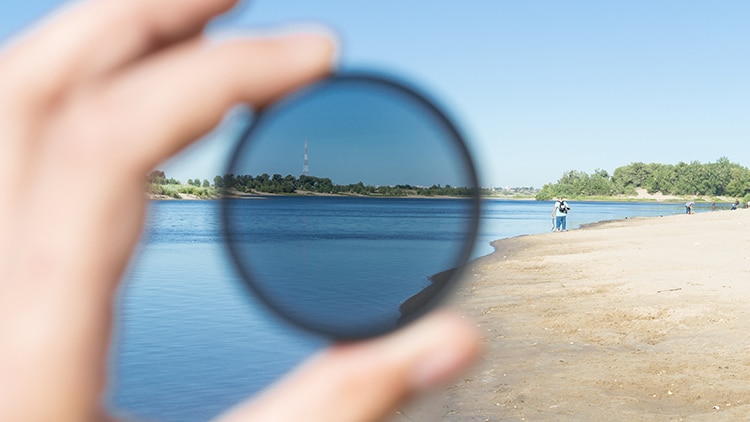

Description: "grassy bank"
147 183 218 199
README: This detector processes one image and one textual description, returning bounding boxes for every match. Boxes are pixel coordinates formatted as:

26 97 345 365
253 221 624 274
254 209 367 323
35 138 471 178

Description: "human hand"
0 0 480 421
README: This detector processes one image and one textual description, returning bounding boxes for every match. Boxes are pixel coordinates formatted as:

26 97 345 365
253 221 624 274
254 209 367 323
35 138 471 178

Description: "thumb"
216 309 481 422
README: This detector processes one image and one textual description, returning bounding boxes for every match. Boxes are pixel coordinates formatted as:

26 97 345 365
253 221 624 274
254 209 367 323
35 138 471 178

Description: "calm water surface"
108 198 694 421
223 196 474 338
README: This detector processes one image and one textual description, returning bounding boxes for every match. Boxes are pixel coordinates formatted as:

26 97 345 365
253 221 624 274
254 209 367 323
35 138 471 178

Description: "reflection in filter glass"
222 75 479 339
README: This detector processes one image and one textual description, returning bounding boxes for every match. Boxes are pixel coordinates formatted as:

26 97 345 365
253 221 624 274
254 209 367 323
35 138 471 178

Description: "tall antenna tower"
302 136 309 175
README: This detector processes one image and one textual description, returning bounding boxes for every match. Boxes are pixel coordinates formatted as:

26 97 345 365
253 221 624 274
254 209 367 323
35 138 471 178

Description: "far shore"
393 208 750 421
148 189 478 201
149 187 746 204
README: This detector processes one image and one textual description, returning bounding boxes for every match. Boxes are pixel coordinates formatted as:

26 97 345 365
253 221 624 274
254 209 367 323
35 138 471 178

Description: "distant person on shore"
685 201 694 214
552 197 570 231
0 1 480 421
732 200 739 210
712 202 716 212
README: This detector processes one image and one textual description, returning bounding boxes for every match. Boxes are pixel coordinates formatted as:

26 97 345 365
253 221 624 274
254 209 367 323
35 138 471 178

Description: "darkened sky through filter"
232 78 472 188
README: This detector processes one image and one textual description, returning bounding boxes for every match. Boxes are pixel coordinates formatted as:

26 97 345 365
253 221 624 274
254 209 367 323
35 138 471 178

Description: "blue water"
108 198 692 421
223 196 474 338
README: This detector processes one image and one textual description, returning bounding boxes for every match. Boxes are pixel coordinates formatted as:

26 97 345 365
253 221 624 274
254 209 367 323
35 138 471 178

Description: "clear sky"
2 1 748 188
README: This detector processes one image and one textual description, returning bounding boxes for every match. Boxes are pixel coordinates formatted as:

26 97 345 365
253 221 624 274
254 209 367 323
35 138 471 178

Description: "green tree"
147 170 167 185
539 158 750 200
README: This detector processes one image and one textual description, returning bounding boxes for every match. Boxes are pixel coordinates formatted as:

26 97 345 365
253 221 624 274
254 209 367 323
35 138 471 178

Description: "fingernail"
277 30 339 69
209 25 340 67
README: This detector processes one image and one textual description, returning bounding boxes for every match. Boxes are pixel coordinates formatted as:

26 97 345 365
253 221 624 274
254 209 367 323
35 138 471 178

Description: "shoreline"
148 191 477 201
149 189 747 204
394 208 750 421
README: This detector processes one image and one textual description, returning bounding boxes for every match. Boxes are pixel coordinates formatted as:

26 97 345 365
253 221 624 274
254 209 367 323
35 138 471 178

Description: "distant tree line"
147 170 181 186
536 157 750 201
147 170 215 198
489 186 540 197
214 173 479 197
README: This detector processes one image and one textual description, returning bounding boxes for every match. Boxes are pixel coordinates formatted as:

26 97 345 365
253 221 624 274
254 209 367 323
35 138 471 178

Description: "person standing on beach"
686 201 694 214
552 197 570 231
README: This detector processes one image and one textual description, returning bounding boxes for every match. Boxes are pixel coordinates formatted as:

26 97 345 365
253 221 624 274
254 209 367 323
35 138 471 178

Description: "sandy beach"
393 208 750 421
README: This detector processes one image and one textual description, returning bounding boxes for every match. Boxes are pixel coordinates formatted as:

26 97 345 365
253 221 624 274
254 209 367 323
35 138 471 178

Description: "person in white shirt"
552 197 570 231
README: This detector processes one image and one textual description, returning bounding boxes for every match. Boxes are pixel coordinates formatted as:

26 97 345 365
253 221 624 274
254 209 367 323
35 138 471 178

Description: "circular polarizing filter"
221 73 480 340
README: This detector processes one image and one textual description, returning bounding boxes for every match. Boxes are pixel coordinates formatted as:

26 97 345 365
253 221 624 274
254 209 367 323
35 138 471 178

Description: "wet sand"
393 208 750 421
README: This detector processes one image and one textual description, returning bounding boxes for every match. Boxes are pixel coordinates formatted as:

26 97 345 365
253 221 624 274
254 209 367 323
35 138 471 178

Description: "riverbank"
148 190 477 200
548 188 741 204
148 187 745 204
394 208 750 421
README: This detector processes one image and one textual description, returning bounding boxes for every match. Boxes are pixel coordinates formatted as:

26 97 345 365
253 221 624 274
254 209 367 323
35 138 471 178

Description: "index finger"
0 0 238 110
85 32 337 174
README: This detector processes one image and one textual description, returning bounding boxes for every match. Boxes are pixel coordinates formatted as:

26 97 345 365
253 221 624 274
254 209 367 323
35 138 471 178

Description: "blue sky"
2 1 748 188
